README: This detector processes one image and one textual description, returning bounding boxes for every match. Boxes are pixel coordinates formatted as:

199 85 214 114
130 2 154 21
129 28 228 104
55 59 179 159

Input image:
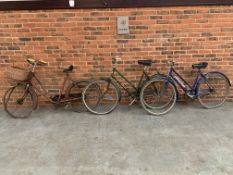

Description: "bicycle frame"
110 67 151 99
26 71 73 103
25 61 83 104
168 67 208 98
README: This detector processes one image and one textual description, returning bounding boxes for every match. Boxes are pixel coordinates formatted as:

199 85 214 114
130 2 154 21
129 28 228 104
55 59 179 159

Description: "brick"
32 37 44 41
184 10 198 14
8 46 20 50
19 37 31 42
47 46 59 50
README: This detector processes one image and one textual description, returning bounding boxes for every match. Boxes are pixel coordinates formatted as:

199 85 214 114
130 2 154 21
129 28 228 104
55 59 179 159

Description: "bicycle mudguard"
150 74 180 100
205 71 231 86
65 80 90 99
99 77 122 102
3 87 14 110
29 86 38 110
197 71 231 86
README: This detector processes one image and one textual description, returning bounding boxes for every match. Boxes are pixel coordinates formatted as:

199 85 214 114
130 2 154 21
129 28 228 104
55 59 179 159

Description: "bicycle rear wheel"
198 72 230 108
82 79 120 115
67 81 89 113
3 84 36 118
140 78 177 115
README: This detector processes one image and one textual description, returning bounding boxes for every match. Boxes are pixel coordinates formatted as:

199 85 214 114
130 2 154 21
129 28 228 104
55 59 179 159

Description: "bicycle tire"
82 79 120 115
198 72 230 108
3 83 36 118
140 78 177 115
67 80 89 113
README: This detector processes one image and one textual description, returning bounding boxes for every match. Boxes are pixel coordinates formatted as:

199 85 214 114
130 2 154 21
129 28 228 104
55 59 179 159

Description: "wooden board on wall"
0 0 232 11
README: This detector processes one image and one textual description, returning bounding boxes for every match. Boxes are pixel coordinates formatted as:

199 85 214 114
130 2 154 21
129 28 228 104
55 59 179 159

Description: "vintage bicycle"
3 59 88 118
140 61 231 115
82 58 161 115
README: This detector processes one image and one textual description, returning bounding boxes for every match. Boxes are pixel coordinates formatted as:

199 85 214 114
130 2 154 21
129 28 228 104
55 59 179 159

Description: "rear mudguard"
150 74 179 100
205 71 231 86
196 71 231 96
197 71 231 87
65 80 90 99
100 77 122 102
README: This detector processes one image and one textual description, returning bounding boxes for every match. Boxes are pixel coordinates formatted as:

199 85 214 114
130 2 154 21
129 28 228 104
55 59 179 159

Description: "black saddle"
138 60 153 66
63 65 73 73
192 62 208 69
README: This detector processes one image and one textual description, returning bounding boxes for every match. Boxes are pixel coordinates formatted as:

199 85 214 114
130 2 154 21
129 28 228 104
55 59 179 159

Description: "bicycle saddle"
192 62 208 69
138 60 153 66
63 65 73 73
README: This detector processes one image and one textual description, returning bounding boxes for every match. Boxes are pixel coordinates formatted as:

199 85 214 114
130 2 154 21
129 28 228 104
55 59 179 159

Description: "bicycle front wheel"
3 84 36 118
198 72 230 108
82 79 120 115
140 78 177 115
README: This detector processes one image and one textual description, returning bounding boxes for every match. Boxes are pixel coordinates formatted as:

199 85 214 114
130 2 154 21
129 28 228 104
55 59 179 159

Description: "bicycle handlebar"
166 60 178 67
27 59 48 66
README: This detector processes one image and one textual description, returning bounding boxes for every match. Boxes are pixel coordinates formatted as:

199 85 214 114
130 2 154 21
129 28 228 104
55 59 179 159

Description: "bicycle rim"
4 84 34 118
140 78 177 115
83 79 119 115
68 81 88 113
198 73 230 108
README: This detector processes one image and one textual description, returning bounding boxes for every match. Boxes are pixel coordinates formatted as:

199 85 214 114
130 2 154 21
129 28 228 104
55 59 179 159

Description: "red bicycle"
3 59 88 118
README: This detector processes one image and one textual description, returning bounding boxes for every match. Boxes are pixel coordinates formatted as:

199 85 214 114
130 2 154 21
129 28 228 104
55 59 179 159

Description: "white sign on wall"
69 0 75 7
117 16 129 35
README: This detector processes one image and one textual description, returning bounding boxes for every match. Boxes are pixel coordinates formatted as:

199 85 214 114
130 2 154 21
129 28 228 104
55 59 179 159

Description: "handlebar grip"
38 60 48 66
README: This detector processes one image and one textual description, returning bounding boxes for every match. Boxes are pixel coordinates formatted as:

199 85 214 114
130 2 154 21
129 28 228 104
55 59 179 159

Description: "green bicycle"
82 58 164 115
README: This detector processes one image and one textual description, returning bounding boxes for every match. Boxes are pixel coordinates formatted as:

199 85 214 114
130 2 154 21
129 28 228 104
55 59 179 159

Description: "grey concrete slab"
0 103 233 175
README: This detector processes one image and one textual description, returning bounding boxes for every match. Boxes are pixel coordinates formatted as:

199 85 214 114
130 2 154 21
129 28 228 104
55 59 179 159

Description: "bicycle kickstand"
128 98 136 106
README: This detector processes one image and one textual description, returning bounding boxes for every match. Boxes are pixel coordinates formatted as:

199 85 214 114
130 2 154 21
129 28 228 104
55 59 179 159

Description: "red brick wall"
1 6 233 105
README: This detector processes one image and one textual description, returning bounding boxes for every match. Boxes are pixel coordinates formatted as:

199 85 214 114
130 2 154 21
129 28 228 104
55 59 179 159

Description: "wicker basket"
7 66 29 82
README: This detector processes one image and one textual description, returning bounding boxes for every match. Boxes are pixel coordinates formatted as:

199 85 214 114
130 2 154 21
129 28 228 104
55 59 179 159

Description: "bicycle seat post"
197 68 202 74
112 58 116 69
32 62 37 72
113 60 117 69
144 65 149 72
65 72 70 78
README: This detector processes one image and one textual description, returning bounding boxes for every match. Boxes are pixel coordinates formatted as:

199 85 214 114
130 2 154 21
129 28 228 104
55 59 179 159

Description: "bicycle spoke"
68 81 88 113
4 85 35 118
198 72 230 108
140 78 177 115
83 79 119 115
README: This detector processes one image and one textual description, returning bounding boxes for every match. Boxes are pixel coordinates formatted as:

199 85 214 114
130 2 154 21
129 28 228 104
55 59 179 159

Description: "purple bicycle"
140 61 231 115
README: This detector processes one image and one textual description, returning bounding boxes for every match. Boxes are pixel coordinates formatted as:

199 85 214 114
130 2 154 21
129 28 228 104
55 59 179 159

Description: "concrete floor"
0 103 233 175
